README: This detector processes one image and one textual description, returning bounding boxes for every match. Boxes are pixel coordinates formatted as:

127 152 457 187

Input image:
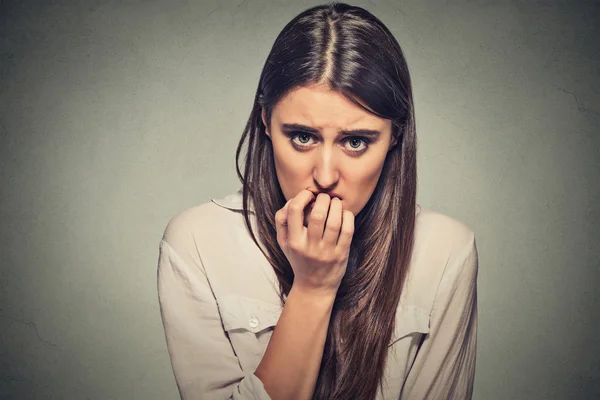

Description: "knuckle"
333 254 346 265
341 225 354 235
313 253 331 264
326 219 341 230
288 203 303 213
288 240 302 252
315 246 335 262
310 212 326 223
326 223 341 233
276 212 286 223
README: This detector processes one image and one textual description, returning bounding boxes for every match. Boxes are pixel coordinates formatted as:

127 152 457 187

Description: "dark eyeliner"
343 136 371 154
286 131 314 150
285 131 372 154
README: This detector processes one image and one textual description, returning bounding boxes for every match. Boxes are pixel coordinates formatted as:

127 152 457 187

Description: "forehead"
272 84 388 130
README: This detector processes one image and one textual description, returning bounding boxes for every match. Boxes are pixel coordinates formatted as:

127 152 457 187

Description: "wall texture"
1 0 598 399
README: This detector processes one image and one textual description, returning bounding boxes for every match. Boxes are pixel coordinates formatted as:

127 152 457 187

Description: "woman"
157 2 478 399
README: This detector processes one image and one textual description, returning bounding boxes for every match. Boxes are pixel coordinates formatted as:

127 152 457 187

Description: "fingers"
336 210 355 251
279 190 354 257
287 189 315 242
275 199 291 247
306 193 332 243
322 197 342 246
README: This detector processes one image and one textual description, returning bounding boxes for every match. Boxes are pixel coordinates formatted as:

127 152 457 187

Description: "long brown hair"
234 3 417 399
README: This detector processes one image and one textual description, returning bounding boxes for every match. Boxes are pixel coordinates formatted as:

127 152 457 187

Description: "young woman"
157 2 478 400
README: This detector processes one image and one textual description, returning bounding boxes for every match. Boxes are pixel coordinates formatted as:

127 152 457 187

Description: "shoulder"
161 195 246 255
160 186 252 254
414 206 476 260
158 191 277 302
401 205 477 310
162 201 220 243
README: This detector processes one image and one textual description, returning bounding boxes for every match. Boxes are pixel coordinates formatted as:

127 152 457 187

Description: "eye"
289 132 317 148
286 131 372 154
343 137 371 153
346 136 369 153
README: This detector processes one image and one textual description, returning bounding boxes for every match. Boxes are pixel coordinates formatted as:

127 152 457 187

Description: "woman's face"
262 83 396 216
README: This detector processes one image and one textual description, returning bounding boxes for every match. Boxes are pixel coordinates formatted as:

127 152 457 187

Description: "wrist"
288 283 338 306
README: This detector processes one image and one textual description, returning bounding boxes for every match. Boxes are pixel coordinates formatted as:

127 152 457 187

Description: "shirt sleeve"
157 237 273 400
401 234 479 400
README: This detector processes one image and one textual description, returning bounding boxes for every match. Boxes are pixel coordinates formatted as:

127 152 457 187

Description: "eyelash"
287 132 372 154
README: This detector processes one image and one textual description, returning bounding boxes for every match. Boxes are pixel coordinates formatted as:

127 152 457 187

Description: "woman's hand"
274 189 355 296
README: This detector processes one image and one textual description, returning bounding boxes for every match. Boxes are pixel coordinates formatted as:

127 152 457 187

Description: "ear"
261 108 271 138
389 134 398 151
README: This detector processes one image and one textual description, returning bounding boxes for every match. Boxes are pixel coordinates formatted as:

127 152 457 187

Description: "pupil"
299 134 309 143
351 138 360 148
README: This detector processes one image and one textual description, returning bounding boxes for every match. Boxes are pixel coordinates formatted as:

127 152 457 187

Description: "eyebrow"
281 123 381 137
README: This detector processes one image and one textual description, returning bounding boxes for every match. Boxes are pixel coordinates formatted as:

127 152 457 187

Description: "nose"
312 147 339 191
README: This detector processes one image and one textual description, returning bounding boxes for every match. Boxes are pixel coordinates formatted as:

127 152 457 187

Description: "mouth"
308 190 343 200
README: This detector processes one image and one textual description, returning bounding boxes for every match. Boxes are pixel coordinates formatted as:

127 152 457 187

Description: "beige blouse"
157 188 478 399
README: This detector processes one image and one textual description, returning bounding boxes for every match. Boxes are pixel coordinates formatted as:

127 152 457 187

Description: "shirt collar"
211 187 255 213
212 187 421 217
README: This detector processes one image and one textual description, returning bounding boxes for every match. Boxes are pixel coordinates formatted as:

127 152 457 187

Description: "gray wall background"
1 0 598 399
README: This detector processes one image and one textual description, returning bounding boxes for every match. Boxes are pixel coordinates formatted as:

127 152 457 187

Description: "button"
249 316 259 329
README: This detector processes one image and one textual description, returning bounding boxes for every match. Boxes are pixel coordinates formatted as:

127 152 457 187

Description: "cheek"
346 156 385 186
271 142 310 195
343 157 387 212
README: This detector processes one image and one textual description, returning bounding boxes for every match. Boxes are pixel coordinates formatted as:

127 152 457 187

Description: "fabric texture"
157 187 478 399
